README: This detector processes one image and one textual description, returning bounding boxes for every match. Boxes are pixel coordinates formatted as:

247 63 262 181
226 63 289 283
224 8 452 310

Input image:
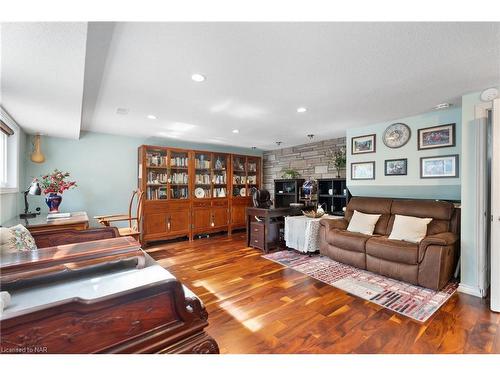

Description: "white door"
491 98 500 312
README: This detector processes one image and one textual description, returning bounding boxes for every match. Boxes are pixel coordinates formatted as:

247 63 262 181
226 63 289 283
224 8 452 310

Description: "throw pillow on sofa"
346 210 382 235
388 214 433 243
0 224 37 254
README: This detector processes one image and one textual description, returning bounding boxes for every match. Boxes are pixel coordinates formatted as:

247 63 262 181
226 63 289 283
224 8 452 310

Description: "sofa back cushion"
387 199 455 235
345 197 392 235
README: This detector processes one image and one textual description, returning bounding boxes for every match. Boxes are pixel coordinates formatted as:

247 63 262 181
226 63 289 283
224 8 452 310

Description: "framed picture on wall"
351 134 376 154
384 158 407 176
351 161 375 180
417 123 456 150
420 154 459 178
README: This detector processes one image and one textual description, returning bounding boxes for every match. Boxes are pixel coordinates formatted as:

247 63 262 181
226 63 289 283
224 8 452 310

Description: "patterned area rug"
263 251 458 322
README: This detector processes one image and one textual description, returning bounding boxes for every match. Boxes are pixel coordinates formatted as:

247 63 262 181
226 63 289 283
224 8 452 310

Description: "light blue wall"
0 129 26 225
459 90 496 292
24 131 262 226
346 107 462 200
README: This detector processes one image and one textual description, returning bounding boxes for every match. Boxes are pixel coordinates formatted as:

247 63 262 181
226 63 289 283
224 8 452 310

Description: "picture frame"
420 154 459 179
417 123 456 150
351 161 375 180
351 134 376 155
384 158 407 176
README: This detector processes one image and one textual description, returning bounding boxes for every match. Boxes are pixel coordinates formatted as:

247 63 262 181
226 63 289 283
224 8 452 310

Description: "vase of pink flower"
37 169 77 213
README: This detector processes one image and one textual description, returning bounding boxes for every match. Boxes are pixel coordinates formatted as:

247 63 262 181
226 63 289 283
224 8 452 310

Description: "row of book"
147 171 168 184
171 187 188 199
195 173 211 184
147 186 168 200
147 153 167 167
195 158 211 169
171 156 189 167
171 172 188 184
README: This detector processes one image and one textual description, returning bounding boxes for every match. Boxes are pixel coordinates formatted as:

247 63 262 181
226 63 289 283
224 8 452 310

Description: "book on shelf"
146 152 167 167
195 158 211 169
170 155 189 167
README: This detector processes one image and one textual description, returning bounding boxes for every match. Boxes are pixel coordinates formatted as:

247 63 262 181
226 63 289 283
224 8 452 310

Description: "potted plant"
37 169 77 213
281 168 300 179
326 146 346 178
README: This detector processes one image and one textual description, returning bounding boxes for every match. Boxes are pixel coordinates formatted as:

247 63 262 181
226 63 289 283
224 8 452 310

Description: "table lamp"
20 180 42 219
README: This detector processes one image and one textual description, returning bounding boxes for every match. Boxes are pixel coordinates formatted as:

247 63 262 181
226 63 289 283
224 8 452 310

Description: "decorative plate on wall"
383 123 411 148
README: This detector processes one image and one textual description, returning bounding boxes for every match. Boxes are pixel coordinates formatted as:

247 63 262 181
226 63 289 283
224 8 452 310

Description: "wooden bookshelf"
138 145 261 244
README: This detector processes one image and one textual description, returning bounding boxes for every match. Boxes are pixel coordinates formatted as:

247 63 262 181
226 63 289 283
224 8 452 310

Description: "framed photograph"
351 161 375 180
385 158 407 176
420 154 459 179
417 123 456 150
351 134 376 154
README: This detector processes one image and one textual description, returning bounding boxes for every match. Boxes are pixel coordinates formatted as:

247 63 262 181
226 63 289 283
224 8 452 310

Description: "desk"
2 212 89 234
246 207 301 252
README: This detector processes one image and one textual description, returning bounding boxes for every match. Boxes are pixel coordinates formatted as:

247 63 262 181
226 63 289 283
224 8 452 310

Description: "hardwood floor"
146 233 500 354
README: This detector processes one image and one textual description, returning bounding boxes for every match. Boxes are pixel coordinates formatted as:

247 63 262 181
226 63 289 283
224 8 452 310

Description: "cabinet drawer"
249 233 264 249
193 200 211 208
212 200 228 207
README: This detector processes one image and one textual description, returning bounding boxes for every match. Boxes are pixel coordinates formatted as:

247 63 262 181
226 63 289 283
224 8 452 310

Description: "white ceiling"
2 22 500 149
0 22 88 139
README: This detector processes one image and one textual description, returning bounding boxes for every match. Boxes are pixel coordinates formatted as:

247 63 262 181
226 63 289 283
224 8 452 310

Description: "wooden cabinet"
212 206 229 228
139 145 261 244
230 200 248 227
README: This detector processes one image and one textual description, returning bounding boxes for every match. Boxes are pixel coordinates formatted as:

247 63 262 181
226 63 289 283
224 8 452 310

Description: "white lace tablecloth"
284 215 340 253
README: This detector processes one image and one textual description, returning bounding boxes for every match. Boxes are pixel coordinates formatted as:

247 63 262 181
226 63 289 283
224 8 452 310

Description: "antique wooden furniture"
94 189 144 242
0 238 219 354
1 237 146 287
246 207 301 252
138 145 261 244
2 211 89 234
31 227 119 249
317 178 350 216
273 179 305 208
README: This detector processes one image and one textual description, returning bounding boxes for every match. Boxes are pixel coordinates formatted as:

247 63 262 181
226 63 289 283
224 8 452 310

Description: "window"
0 108 20 193
0 131 8 186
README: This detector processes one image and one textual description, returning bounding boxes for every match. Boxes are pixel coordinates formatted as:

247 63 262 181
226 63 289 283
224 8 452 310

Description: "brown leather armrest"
421 232 458 248
319 218 348 231
418 232 458 263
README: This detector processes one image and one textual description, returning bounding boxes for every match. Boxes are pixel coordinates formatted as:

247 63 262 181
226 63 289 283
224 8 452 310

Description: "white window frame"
0 107 20 194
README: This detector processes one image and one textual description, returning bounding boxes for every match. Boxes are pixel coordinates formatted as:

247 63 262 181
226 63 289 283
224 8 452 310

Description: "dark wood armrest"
319 218 348 231
32 227 120 249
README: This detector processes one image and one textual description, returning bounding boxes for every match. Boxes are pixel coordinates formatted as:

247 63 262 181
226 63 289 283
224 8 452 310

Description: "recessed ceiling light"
297 107 307 113
433 103 451 110
191 73 206 82
116 108 129 115
147 114 157 120
232 129 239 134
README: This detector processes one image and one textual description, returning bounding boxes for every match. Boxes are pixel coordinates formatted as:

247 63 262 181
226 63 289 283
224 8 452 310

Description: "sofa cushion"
365 236 419 265
345 197 392 235
326 229 371 253
347 210 381 235
388 214 433 243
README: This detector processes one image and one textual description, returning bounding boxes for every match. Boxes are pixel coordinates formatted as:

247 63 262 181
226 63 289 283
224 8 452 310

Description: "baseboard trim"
458 283 484 298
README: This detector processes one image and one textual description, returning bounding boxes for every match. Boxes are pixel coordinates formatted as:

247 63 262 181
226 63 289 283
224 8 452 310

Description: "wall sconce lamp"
31 134 45 163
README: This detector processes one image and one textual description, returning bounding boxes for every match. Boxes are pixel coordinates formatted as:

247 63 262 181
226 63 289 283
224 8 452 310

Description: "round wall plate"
383 123 411 148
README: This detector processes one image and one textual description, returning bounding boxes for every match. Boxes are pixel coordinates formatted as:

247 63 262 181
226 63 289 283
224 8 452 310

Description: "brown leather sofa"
319 197 460 290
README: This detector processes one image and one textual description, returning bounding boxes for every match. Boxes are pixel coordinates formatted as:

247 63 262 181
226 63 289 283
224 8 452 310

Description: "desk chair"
94 189 144 243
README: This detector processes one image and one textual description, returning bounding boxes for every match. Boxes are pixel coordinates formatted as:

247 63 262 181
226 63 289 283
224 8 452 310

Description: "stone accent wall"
263 137 346 198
